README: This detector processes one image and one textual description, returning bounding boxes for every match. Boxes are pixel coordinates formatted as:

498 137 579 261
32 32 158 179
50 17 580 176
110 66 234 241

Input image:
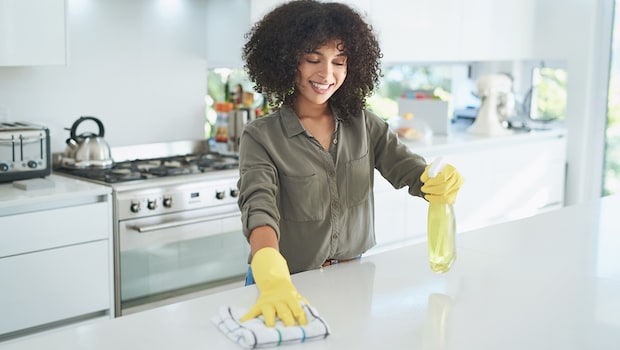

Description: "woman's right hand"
240 247 309 327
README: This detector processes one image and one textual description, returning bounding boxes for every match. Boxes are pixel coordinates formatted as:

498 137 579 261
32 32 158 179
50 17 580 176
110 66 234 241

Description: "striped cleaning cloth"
212 303 331 348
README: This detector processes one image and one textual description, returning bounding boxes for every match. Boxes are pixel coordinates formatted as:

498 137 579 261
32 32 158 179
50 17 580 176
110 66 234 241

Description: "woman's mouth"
310 81 332 93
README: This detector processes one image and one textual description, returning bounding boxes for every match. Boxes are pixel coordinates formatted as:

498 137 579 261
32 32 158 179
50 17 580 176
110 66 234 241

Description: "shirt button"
332 233 338 240
333 138 338 144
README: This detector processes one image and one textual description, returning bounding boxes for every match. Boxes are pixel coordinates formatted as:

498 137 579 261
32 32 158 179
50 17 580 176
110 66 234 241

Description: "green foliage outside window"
367 65 453 120
603 3 620 196
530 67 567 121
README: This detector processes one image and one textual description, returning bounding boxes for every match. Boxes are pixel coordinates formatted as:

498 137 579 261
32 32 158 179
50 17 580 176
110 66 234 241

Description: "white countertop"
401 127 566 157
0 174 111 215
1 193 618 349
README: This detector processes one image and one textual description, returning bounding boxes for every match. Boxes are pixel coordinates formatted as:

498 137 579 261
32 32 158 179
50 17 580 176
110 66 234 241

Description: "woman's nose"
317 62 332 78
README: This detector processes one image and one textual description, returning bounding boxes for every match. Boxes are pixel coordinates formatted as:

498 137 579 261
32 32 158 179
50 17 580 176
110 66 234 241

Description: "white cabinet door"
373 133 567 248
0 0 66 66
0 194 113 337
369 0 535 62
460 0 535 60
369 0 461 63
0 241 110 335
373 172 408 247
446 135 567 232
0 201 111 258
250 0 371 24
244 0 537 63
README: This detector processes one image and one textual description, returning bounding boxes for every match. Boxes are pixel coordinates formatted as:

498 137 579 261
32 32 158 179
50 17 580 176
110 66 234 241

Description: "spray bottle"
427 157 456 273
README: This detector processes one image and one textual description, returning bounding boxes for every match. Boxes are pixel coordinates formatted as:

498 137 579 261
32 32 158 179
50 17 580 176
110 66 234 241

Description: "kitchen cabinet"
249 0 372 29
0 175 112 340
368 0 462 63
459 0 536 60
369 0 536 63
371 129 567 252
372 173 411 248
247 0 536 63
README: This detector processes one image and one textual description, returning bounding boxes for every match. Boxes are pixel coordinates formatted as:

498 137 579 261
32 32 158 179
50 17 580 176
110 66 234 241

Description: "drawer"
0 240 111 335
0 201 111 258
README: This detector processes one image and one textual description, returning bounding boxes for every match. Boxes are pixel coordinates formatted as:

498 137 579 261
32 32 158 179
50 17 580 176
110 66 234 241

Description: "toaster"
0 122 51 183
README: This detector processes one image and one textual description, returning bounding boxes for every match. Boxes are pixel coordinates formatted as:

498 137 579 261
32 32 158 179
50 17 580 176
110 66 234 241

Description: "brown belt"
322 256 360 267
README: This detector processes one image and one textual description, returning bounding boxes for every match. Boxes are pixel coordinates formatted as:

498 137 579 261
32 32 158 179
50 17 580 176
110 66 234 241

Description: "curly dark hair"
242 0 382 119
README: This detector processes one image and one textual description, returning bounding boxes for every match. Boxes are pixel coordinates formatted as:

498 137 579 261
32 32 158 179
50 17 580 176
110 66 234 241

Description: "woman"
237 0 463 327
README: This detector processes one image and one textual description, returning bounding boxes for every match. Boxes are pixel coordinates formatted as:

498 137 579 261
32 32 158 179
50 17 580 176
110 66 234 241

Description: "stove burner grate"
55 151 239 183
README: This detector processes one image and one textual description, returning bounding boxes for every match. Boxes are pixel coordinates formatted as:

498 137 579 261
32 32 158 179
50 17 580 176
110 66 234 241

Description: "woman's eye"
306 59 320 64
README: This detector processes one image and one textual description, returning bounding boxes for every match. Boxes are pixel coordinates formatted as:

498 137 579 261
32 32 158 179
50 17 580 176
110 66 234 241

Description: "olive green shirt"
237 104 427 273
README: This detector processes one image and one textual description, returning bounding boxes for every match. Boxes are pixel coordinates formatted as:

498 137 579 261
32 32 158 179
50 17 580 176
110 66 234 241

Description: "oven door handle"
131 211 241 233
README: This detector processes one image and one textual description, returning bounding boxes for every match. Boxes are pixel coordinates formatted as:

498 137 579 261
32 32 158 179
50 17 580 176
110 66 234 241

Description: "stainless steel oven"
54 140 248 316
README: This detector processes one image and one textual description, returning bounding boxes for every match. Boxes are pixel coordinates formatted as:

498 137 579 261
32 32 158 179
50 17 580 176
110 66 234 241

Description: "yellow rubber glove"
240 247 309 327
420 163 464 204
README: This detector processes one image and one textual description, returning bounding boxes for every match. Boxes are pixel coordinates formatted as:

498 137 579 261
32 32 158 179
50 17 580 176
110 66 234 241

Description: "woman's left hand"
420 163 464 204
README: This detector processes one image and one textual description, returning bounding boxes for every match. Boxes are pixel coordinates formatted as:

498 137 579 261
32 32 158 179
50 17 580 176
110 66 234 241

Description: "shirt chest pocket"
346 151 371 207
280 173 326 222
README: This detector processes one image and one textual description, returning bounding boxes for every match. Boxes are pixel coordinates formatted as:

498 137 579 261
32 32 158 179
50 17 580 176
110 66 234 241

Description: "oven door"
117 203 248 314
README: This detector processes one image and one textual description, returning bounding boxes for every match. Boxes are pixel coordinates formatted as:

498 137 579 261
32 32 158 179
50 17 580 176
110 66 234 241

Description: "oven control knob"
163 197 173 208
130 202 141 213
27 160 38 169
215 190 226 200
0 163 9 172
229 188 239 198
147 200 157 210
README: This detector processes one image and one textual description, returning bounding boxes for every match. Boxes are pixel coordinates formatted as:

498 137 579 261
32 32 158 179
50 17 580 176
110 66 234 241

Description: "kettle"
62 116 113 168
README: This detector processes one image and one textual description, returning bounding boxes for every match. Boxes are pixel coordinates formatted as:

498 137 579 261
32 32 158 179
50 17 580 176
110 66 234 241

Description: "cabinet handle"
130 211 240 233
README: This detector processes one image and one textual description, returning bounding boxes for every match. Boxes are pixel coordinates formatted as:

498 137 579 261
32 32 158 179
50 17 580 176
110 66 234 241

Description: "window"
367 64 456 120
604 2 620 196
527 66 568 121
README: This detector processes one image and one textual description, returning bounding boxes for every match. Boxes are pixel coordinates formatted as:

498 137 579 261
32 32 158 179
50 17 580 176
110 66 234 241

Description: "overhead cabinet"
246 0 536 65
0 0 66 66
368 0 462 63
370 0 536 63
459 0 536 61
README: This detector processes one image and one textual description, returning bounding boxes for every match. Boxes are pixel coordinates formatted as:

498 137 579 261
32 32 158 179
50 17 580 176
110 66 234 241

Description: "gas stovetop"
53 140 239 186
55 152 238 183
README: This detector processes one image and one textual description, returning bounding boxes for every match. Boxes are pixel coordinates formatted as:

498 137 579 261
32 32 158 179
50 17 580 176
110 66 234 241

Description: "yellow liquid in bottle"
427 203 456 273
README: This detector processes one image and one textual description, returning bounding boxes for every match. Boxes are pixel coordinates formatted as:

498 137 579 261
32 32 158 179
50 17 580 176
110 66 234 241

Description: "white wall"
532 0 614 205
0 0 208 153
206 0 250 68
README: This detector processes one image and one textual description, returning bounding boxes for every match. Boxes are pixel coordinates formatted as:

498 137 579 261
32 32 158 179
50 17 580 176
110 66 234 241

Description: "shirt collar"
280 104 342 138
280 105 306 138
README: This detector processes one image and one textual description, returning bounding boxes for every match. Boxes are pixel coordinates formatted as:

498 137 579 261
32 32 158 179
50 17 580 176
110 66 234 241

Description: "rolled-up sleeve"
236 126 281 240
365 110 427 198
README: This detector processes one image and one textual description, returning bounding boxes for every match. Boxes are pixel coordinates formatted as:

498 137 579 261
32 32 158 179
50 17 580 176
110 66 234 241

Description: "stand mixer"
468 74 515 136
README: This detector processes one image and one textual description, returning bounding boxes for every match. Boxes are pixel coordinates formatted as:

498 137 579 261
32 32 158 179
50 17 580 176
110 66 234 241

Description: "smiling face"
294 39 347 110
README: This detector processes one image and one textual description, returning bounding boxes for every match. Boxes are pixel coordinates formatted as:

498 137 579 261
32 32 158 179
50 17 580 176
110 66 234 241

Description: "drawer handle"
130 211 240 233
